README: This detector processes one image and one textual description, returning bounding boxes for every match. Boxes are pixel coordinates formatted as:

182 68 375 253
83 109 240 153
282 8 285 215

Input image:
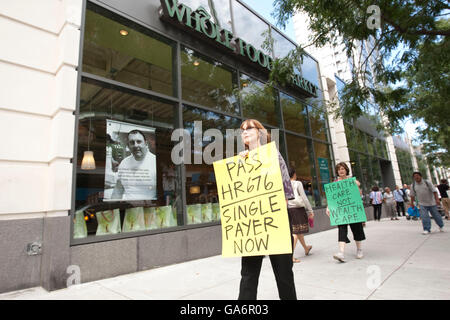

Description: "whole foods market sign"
159 0 318 97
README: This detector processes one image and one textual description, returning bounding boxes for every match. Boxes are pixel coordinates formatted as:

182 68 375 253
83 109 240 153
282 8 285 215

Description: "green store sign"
159 0 318 97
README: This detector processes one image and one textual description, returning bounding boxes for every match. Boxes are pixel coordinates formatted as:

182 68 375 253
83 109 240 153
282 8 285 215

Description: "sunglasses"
240 126 257 133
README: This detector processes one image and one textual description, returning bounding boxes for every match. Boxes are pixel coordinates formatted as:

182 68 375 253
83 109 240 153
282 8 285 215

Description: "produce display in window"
104 120 157 201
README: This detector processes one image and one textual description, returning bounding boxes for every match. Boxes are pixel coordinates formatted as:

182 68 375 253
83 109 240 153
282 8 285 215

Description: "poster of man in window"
104 120 157 201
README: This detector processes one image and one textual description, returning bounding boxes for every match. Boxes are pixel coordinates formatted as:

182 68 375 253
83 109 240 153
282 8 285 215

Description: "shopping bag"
202 203 213 222
123 207 146 232
407 206 420 217
187 204 202 225
73 210 87 239
144 207 158 230
156 205 176 228
212 202 220 221
96 209 121 235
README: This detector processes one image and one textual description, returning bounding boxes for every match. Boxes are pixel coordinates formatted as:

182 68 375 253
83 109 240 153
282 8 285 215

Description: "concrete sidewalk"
1 218 449 300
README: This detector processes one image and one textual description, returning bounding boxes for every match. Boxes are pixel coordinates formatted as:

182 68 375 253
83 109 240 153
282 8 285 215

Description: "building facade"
3 0 446 294
0 0 361 293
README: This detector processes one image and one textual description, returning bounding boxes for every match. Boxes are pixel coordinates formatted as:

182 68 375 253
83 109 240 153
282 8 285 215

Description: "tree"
270 0 450 167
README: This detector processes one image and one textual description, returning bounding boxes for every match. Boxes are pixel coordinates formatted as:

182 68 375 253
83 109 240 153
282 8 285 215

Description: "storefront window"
378 139 389 160
272 29 296 58
178 0 231 31
349 150 362 183
240 74 279 127
305 89 323 109
314 142 333 206
232 0 271 54
354 128 367 153
344 122 356 150
82 8 175 97
181 47 239 114
300 55 320 87
371 157 382 187
73 79 182 240
308 106 328 141
396 148 414 185
280 92 308 135
183 105 241 225
285 134 319 207
359 153 371 195
366 134 376 156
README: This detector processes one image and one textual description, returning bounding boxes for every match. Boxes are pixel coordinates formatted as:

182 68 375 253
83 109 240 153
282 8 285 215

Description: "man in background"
409 172 444 234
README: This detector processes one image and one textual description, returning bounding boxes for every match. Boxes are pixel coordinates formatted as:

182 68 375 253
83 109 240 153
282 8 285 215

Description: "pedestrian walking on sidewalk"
383 187 398 220
437 179 450 220
410 172 445 235
370 186 383 221
394 185 406 217
326 162 365 263
287 167 314 263
403 184 412 220
237 119 297 300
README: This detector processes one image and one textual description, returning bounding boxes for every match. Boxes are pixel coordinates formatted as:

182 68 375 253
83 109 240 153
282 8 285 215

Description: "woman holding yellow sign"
237 119 297 300
326 162 366 263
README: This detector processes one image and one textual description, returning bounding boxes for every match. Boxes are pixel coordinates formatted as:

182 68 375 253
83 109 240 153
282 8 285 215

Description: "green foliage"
271 0 450 167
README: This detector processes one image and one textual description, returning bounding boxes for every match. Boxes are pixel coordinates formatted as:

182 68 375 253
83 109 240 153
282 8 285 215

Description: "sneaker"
356 249 364 259
440 227 444 232
422 230 430 235
333 252 345 263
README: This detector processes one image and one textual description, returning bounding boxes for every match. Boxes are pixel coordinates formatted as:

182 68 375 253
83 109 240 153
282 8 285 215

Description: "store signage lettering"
159 0 317 97
213 142 292 257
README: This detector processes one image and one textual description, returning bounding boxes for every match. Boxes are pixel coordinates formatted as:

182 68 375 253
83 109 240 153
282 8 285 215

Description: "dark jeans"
396 201 406 216
373 204 382 220
238 254 297 300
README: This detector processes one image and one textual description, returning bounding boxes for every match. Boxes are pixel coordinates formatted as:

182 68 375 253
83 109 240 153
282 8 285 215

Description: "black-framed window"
285 133 321 207
314 142 333 206
82 6 176 97
308 106 328 141
181 46 239 115
281 92 309 135
73 78 183 240
239 73 280 127
182 105 241 225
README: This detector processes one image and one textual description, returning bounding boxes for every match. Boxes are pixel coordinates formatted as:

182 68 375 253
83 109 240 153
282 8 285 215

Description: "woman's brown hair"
240 119 271 149
335 162 350 176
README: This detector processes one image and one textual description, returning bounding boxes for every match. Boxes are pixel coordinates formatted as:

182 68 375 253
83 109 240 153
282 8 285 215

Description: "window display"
74 78 182 240
104 120 157 201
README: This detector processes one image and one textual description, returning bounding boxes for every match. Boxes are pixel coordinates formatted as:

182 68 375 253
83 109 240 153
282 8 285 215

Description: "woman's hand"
308 212 314 218
325 208 330 217
239 150 249 158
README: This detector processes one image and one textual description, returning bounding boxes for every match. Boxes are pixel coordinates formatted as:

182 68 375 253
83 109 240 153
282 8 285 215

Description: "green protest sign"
324 177 366 226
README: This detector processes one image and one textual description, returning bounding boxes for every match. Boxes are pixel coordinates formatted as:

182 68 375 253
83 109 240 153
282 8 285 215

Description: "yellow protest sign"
213 142 292 257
